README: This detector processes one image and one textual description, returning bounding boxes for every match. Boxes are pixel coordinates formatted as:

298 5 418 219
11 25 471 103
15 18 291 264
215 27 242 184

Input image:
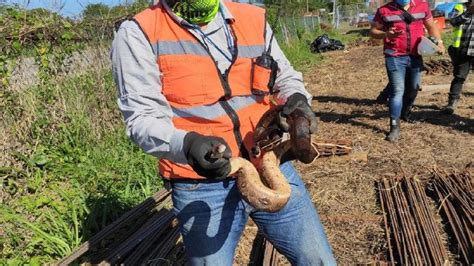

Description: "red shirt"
373 0 433 57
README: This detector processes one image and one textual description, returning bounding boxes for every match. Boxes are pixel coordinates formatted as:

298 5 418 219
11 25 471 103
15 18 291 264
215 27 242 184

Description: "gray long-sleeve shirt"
111 0 312 163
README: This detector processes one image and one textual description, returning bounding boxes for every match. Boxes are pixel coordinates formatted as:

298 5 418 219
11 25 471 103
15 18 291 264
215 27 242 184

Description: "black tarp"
310 34 345 53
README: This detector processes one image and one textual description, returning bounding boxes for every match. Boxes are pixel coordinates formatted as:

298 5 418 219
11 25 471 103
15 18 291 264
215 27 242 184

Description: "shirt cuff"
166 129 189 164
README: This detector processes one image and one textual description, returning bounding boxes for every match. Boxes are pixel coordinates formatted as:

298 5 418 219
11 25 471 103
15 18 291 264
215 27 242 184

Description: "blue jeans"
385 56 423 119
170 162 336 266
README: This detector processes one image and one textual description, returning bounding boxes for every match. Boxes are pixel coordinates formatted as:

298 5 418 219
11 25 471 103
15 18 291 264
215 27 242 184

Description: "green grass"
280 33 325 71
441 28 454 48
1 69 160 264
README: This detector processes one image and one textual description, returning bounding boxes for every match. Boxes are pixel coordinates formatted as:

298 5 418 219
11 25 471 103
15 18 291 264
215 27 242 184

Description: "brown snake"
214 107 351 212
227 107 320 213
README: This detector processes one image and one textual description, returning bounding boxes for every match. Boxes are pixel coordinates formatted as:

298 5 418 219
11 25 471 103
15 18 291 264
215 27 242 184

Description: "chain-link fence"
277 13 334 44
274 3 380 43
278 16 319 44
335 3 379 29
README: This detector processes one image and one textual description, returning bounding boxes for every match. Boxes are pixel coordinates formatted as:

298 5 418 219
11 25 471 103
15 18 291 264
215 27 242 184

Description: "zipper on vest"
222 69 233 97
221 24 239 98
187 25 249 158
219 101 250 159
406 22 411 54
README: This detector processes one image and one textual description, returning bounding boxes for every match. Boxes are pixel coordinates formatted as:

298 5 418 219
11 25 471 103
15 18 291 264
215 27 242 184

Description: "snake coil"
229 107 319 212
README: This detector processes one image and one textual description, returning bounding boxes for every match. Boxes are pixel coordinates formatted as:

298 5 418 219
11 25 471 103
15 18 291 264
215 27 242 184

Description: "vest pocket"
160 56 221 105
251 55 278 96
252 63 272 96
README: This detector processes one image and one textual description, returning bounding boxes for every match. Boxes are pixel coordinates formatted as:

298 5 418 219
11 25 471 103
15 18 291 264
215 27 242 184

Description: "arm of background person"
369 9 389 39
265 24 313 105
111 20 188 164
423 7 445 53
369 23 388 39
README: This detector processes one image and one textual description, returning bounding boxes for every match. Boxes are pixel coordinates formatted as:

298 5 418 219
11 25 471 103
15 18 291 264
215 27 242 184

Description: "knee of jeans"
291 245 337 266
390 86 404 99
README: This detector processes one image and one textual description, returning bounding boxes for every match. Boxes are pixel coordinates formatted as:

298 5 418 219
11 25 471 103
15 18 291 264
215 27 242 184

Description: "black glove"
278 93 318 133
183 132 232 179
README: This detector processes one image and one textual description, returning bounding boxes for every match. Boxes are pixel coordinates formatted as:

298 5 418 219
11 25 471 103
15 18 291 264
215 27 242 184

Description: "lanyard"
192 12 235 63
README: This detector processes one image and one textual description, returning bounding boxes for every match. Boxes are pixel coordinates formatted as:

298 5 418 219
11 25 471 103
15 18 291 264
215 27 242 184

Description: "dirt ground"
235 45 473 264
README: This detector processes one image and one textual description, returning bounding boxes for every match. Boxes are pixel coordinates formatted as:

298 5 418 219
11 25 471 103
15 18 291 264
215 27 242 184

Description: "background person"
111 0 336 264
369 0 445 142
443 0 473 115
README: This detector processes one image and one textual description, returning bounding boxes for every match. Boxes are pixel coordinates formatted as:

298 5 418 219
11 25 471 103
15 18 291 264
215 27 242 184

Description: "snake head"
287 109 319 164
254 107 318 165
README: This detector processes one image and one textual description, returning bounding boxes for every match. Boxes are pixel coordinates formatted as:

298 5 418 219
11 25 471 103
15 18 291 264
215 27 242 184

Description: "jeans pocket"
172 182 202 191
385 57 399 72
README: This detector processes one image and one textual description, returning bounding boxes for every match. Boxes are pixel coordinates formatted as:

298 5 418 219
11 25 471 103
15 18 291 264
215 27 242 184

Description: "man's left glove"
278 93 318 133
183 132 232 180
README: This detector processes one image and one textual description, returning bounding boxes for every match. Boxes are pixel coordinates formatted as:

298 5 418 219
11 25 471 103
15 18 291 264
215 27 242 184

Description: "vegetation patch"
1 69 160 264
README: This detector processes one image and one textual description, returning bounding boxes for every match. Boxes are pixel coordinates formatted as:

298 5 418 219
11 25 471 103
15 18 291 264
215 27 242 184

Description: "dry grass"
235 45 473 264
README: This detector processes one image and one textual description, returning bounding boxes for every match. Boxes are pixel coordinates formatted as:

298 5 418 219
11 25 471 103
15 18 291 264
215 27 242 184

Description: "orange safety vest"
134 2 273 180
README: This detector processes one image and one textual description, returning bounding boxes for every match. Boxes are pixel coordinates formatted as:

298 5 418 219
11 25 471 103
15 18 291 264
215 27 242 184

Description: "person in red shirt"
370 0 444 141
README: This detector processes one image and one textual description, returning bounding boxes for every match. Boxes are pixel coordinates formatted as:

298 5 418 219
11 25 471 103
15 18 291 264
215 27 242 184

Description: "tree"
82 3 110 18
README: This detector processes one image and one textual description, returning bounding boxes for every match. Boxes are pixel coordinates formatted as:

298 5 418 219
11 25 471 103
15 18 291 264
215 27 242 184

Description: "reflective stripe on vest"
134 2 271 180
152 40 265 58
172 95 260 120
383 12 426 22
453 4 465 48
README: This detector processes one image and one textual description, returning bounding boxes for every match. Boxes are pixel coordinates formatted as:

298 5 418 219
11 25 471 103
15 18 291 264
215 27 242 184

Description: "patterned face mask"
169 0 220 24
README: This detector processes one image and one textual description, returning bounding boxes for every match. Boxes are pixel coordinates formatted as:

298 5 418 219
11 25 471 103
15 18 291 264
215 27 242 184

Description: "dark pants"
448 46 473 101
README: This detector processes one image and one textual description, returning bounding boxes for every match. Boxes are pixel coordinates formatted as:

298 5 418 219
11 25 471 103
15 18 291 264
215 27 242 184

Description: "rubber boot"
401 104 416 123
385 118 400 142
442 99 459 115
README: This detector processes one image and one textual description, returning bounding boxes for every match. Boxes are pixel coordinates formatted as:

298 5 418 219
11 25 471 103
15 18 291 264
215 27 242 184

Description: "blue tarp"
435 2 458 17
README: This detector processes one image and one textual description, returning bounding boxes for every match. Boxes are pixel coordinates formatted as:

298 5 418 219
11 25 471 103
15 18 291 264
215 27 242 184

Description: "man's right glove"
278 93 318 133
183 132 232 180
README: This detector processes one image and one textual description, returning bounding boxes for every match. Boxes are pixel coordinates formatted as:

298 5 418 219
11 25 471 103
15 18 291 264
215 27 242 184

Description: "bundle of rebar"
58 189 185 265
378 176 450 265
430 168 473 264
423 59 452 75
59 189 280 265
313 140 352 156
